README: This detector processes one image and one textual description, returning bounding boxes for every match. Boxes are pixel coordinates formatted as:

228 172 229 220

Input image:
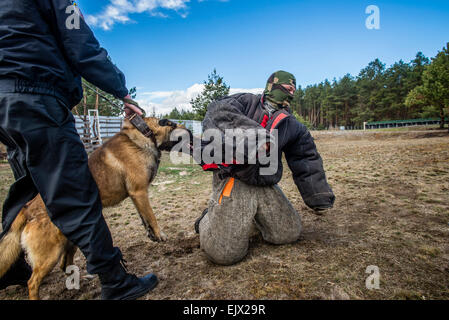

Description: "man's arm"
203 94 262 132
35 0 128 99
284 119 335 211
197 94 272 170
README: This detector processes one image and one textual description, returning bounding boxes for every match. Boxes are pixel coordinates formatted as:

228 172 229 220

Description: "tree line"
291 43 449 130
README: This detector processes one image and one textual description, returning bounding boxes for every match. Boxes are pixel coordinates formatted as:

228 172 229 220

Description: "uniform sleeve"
35 0 129 98
284 119 335 210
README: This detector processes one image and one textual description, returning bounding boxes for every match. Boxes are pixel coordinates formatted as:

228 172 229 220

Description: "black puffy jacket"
0 0 128 107
201 93 335 210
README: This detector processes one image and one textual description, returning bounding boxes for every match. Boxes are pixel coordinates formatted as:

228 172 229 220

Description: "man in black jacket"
0 0 157 299
195 71 335 265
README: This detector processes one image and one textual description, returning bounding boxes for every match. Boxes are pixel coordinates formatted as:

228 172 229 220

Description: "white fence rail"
75 115 123 139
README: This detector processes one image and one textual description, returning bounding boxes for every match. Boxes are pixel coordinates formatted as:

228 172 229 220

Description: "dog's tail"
0 209 27 278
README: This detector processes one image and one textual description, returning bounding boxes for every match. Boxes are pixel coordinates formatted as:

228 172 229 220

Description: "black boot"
0 255 32 290
194 208 208 234
99 261 158 300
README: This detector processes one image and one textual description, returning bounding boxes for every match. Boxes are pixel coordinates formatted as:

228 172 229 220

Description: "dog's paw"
147 228 157 242
153 231 167 242
158 231 167 242
147 228 167 242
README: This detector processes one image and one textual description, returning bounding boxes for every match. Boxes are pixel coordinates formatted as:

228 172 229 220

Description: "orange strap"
219 178 235 204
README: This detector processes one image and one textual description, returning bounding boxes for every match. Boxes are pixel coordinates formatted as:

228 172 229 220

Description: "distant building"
364 118 448 130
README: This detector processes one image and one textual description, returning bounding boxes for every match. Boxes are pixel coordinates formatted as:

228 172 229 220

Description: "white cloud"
86 0 190 30
229 87 264 96
135 84 264 116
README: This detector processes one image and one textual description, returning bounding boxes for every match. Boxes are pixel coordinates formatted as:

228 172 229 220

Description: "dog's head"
122 117 192 151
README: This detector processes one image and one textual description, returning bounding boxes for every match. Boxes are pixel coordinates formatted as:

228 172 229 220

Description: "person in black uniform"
0 0 158 300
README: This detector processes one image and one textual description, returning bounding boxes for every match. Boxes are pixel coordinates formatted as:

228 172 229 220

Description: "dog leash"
83 83 156 143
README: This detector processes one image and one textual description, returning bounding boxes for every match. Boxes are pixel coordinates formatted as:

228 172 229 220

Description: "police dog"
0 117 191 300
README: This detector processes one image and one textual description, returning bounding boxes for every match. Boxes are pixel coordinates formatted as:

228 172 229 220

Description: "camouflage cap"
263 71 296 108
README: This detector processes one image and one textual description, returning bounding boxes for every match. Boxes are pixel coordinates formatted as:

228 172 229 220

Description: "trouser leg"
199 174 302 265
199 173 258 265
0 127 38 236
0 94 121 274
255 185 302 245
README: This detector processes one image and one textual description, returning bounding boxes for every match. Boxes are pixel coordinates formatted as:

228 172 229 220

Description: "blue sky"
76 0 449 114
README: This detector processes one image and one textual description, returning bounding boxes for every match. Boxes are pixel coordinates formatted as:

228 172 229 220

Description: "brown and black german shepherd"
0 117 191 300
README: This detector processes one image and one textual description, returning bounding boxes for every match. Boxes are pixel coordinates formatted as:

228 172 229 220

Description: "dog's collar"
128 113 157 144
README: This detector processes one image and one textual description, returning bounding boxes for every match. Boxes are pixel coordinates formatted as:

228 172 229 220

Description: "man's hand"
122 95 143 117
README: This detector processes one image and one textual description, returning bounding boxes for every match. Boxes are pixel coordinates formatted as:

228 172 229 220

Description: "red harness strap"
260 114 269 128
202 162 231 171
270 113 288 133
202 164 219 170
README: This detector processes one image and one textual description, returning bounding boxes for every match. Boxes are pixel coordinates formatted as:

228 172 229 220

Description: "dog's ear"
158 119 177 128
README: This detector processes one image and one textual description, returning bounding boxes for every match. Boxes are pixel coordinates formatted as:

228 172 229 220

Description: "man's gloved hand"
122 95 143 117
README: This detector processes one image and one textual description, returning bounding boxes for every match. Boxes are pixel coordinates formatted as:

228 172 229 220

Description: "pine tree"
406 43 449 129
190 69 230 120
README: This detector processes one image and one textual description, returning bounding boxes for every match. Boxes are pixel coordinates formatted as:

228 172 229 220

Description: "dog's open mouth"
159 127 193 152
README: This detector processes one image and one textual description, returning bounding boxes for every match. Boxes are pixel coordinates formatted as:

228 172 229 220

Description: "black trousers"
0 92 121 274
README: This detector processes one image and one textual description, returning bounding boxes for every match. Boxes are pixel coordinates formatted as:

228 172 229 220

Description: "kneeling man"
195 71 335 265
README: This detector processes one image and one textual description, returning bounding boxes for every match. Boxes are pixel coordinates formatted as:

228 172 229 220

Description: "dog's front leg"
129 189 167 242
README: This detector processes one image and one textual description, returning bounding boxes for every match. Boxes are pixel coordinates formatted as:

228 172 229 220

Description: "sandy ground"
0 129 448 300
